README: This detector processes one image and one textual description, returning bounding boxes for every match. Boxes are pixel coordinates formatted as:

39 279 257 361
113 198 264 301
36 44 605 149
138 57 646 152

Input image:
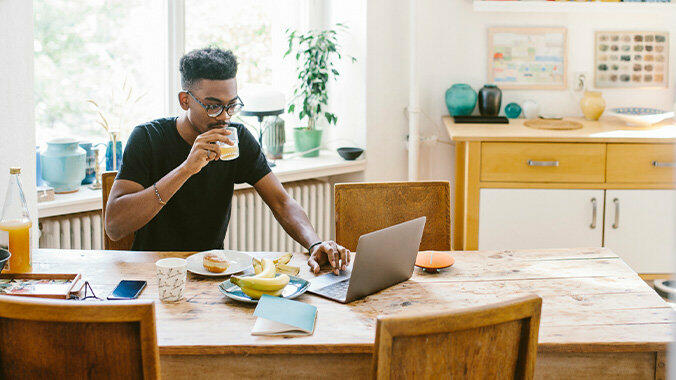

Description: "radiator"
39 211 103 250
39 179 332 252
224 180 332 252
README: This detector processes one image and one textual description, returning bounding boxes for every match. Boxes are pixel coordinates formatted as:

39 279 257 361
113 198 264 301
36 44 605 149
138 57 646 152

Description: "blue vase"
445 84 477 116
79 142 106 184
505 103 522 119
41 138 86 193
106 140 123 171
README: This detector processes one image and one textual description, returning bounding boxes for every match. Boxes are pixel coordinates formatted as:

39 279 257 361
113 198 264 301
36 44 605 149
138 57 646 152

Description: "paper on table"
252 317 312 337
251 294 317 336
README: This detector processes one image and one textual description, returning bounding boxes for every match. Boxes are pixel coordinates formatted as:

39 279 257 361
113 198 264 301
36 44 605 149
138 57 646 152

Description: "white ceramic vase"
522 100 540 120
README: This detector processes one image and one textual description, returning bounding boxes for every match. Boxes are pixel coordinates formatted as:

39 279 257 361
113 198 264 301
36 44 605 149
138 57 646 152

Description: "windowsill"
37 150 366 218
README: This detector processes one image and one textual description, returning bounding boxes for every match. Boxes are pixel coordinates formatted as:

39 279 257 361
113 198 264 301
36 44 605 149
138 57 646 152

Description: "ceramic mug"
156 258 187 302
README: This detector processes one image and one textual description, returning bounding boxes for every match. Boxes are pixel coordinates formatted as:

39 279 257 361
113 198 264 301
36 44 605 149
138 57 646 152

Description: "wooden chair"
334 181 451 251
0 296 160 379
372 295 542 380
102 171 135 250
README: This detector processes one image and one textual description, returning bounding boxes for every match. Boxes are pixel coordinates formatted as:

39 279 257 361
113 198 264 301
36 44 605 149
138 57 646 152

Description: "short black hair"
179 47 238 90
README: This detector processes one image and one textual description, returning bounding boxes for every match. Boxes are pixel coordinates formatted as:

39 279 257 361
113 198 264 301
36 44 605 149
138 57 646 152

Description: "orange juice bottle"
0 167 32 273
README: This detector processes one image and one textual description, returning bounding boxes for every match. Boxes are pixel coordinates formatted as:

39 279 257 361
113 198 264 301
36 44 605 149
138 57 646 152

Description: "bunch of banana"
230 258 290 299
252 253 300 276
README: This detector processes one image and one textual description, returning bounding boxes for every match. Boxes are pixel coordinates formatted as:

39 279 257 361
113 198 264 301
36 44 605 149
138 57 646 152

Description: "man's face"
180 78 238 134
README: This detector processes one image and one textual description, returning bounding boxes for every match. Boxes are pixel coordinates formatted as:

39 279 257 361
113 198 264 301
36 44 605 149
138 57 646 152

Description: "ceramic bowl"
337 147 364 161
218 275 310 303
607 107 674 127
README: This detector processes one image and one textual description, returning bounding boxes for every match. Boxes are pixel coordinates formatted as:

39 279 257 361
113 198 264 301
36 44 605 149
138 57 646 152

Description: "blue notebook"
252 294 317 336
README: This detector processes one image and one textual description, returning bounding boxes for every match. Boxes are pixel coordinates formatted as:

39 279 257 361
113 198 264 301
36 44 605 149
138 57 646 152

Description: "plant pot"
41 138 86 193
293 128 323 158
445 84 477 116
478 84 502 117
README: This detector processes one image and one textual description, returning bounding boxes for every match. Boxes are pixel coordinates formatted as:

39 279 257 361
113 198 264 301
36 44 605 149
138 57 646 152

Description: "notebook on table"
251 294 317 336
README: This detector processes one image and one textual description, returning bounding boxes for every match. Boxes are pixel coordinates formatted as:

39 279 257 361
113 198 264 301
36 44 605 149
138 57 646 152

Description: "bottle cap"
9 167 21 174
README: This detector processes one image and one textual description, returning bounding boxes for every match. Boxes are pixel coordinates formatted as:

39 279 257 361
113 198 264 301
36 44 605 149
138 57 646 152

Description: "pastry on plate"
203 252 230 273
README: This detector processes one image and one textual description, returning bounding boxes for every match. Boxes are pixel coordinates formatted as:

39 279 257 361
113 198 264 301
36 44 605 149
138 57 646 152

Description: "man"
105 47 348 274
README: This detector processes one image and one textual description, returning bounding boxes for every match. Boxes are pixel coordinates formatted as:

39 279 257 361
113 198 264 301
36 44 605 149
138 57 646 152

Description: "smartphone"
107 280 147 300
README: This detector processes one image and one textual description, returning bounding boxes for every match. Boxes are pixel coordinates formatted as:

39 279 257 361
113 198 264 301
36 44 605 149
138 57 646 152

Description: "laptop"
308 217 426 303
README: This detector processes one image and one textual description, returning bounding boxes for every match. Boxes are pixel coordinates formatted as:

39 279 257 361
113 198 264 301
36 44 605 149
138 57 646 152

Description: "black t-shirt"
116 117 271 251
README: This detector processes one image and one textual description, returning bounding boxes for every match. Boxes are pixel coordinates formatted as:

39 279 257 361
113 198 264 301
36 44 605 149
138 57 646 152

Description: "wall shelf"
473 1 675 13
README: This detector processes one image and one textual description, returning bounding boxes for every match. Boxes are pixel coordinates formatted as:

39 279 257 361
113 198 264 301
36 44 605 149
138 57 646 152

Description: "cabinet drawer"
607 144 676 183
481 143 606 183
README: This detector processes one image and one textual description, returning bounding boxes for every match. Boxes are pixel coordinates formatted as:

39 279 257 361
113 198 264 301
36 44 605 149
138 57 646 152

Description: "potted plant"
285 24 356 157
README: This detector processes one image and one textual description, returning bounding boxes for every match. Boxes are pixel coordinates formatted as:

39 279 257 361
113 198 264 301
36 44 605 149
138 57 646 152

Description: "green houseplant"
285 24 356 157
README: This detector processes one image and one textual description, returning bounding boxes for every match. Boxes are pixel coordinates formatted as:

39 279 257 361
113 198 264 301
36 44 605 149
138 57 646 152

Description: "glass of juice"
218 126 239 161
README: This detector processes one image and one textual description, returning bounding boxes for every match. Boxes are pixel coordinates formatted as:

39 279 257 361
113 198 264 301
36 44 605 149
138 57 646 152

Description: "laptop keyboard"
318 280 350 299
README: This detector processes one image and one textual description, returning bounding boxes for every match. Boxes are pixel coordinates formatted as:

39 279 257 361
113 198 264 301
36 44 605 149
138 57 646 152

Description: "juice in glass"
0 220 32 273
218 126 239 161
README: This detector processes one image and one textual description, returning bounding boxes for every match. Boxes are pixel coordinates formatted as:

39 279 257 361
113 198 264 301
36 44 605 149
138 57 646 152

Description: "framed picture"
595 31 669 89
488 27 567 90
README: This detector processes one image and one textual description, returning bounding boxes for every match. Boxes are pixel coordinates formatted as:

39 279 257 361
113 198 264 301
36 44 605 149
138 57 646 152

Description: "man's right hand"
181 128 234 175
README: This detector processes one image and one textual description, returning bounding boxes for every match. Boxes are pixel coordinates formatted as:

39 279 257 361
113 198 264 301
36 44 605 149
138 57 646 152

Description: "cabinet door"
478 189 604 250
603 190 676 274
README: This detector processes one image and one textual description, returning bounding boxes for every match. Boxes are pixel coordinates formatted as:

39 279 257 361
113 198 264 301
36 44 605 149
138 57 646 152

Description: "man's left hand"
307 241 351 275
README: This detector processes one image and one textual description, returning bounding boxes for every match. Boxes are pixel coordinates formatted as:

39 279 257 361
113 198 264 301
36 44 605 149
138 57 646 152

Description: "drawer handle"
527 160 559 167
612 198 620 229
589 198 597 229
652 161 675 168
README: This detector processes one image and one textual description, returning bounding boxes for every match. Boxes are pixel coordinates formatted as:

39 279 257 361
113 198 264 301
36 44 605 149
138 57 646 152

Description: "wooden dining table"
33 247 671 379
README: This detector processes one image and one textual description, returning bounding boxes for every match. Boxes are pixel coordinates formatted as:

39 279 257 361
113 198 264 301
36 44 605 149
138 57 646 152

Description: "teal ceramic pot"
41 138 86 193
293 128 323 158
505 103 522 119
445 84 477 116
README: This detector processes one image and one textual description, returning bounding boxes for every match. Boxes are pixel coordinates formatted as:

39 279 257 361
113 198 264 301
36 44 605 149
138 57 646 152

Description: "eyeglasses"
187 91 244 118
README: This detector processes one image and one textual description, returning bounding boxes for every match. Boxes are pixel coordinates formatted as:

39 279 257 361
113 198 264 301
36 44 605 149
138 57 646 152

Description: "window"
34 0 165 146
34 0 310 147
185 0 275 86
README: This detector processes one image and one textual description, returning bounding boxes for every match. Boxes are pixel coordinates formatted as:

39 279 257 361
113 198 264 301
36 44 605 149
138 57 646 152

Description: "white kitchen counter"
38 150 366 218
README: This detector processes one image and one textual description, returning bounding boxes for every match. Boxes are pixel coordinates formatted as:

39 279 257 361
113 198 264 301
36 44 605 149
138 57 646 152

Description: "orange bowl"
415 251 454 272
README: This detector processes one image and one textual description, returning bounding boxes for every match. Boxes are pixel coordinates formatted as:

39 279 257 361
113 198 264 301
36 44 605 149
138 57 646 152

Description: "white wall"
0 0 37 243
325 0 368 152
364 0 676 182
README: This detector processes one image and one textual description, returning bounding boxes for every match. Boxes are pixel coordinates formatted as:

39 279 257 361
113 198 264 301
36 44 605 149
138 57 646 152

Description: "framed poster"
595 31 669 89
488 27 567 90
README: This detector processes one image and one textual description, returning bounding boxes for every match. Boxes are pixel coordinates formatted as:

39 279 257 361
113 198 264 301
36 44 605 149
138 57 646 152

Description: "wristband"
308 241 323 253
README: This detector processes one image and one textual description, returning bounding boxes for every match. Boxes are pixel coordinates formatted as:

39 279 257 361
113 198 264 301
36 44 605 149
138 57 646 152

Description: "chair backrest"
102 171 135 250
0 296 160 379
335 181 451 252
372 295 542 380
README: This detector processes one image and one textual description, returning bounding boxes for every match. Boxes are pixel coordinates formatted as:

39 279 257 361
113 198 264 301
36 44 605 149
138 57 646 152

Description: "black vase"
478 84 502 117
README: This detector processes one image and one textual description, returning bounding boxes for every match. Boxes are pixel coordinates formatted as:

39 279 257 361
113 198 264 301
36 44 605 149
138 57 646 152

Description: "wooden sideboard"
445 116 676 276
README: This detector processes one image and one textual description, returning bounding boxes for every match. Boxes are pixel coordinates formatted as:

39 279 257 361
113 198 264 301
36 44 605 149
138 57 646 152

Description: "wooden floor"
33 247 672 379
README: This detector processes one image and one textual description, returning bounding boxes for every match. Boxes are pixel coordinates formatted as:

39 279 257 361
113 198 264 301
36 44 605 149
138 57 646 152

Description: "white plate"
186 250 253 276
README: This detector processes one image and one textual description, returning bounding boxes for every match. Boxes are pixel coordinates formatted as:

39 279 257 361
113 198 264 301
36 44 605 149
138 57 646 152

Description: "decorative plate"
607 107 674 127
415 251 455 273
218 275 310 303
186 250 252 277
